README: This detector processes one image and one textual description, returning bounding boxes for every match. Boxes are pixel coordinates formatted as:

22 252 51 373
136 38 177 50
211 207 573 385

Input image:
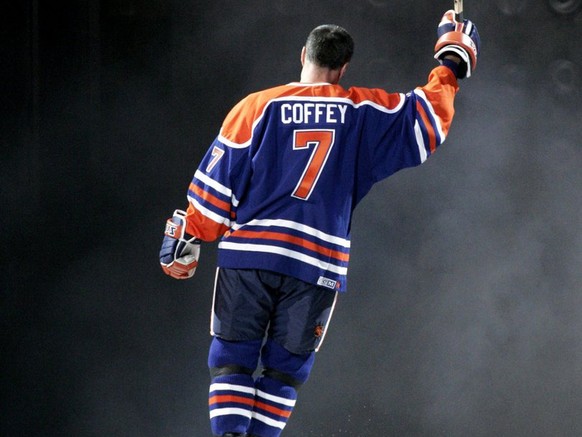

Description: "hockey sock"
247 374 297 437
247 339 315 437
209 373 255 436
208 337 262 436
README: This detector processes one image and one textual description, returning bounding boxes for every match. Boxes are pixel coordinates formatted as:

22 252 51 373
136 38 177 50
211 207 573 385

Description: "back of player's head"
305 25 354 70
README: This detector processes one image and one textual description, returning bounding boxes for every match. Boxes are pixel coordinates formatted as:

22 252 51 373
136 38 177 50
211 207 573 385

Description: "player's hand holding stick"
434 1 480 79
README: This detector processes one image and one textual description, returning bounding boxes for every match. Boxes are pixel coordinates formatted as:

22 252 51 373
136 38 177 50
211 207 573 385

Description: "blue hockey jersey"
184 65 458 292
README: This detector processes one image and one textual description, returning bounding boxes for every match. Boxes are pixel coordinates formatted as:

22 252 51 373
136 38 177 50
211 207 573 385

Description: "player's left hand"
159 210 201 279
434 10 480 79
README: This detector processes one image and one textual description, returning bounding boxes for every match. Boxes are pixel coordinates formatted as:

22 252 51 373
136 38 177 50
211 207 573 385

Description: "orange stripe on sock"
209 394 255 407
254 400 292 418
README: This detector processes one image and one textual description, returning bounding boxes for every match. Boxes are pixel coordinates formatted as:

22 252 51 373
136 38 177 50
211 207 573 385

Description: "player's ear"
339 62 349 80
301 46 306 66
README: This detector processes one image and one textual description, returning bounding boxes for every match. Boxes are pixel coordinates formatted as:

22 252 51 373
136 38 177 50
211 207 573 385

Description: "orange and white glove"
159 210 201 279
434 10 481 79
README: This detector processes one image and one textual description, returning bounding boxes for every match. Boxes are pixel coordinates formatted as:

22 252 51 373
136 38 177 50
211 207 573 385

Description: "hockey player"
159 10 480 437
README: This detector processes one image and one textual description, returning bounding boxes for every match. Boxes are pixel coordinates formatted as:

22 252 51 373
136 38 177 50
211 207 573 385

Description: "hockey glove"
434 10 480 79
159 209 201 279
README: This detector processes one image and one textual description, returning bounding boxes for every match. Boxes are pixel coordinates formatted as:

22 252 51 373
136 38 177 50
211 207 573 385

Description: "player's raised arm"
367 11 481 178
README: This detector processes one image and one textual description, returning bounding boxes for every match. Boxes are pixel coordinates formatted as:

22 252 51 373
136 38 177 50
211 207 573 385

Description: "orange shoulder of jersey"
218 66 457 147
219 86 289 147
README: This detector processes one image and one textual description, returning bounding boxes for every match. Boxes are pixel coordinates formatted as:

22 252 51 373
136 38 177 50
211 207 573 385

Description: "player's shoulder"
243 84 295 104
221 84 294 146
345 85 405 112
226 84 293 119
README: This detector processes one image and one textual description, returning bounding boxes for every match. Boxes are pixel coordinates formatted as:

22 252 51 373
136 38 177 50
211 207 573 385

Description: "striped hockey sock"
247 375 297 437
208 374 256 436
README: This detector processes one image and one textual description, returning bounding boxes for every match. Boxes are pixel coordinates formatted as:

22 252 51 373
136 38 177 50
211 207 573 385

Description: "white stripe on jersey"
218 242 348 275
354 94 406 114
413 89 446 143
232 218 351 248
414 120 428 163
269 94 406 115
195 169 240 207
255 389 297 407
218 132 253 149
251 411 287 429
188 198 232 226
195 169 232 198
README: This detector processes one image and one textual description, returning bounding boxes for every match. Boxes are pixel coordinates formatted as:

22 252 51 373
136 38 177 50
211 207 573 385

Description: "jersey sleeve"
183 90 282 240
184 98 256 241
183 142 232 241
365 65 459 182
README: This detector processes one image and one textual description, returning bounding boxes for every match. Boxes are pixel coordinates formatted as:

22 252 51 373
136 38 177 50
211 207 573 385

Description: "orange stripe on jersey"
416 101 437 153
231 230 349 262
254 400 292 418
189 182 231 213
208 394 255 407
185 203 230 242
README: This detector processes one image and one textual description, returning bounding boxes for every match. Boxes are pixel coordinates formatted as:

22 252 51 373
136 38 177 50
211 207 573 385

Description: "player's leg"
208 268 274 437
208 337 262 436
247 339 314 437
247 274 338 437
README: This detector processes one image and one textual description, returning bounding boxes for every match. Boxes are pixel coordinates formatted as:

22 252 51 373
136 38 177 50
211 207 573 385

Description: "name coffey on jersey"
281 102 348 124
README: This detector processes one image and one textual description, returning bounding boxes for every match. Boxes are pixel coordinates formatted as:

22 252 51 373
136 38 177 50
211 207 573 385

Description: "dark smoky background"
1 1 581 436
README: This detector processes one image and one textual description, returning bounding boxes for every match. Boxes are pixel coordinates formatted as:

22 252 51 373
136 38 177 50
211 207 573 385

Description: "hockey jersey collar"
287 82 332 87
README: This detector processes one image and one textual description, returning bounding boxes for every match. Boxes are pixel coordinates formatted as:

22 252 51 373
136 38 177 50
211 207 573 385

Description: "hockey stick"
454 0 464 21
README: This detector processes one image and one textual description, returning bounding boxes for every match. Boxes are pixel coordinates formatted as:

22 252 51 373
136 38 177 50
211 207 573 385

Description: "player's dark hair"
305 24 354 70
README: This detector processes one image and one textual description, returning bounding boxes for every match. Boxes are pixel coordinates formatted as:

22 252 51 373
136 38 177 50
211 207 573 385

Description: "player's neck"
300 65 341 84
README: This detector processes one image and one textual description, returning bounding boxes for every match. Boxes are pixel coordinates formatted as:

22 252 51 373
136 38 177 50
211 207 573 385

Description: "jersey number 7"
291 129 336 201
